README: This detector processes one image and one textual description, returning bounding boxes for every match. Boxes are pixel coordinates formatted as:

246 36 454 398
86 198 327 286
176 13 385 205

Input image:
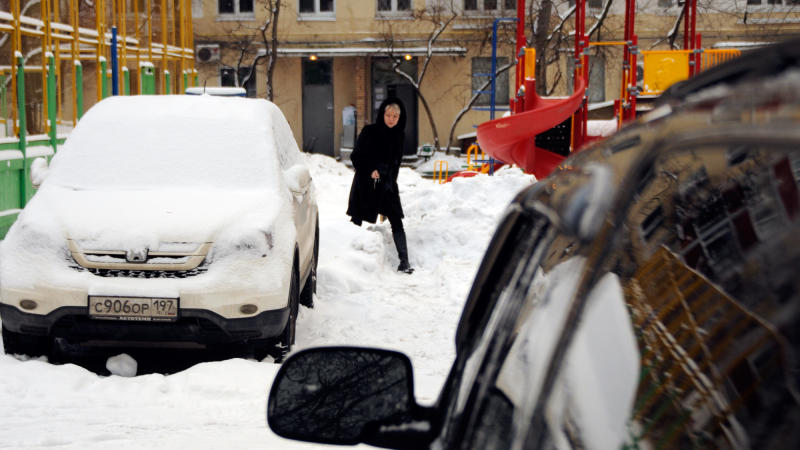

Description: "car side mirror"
30 157 49 189
268 347 436 448
285 164 311 195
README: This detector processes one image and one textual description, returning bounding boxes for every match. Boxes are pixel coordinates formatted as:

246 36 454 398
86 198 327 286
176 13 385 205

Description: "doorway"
302 59 334 156
371 58 418 156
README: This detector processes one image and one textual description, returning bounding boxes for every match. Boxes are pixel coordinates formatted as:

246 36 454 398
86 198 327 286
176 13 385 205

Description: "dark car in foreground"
267 42 800 448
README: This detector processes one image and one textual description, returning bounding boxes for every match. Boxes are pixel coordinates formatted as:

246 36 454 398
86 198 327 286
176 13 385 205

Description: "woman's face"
384 108 400 128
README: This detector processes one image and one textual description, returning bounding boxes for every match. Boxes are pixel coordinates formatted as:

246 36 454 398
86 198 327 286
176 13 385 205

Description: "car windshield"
47 96 281 190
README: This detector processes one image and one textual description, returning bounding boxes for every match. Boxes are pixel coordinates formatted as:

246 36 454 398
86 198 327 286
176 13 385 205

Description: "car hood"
26 185 285 249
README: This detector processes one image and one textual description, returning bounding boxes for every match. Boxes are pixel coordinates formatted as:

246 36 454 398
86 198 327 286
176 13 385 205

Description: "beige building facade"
191 0 800 157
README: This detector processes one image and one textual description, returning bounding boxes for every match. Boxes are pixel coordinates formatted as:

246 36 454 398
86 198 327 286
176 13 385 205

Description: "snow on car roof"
47 95 284 190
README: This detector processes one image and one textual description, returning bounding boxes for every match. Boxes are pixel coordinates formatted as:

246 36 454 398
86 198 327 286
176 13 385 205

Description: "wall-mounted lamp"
403 54 413 61
309 54 318 61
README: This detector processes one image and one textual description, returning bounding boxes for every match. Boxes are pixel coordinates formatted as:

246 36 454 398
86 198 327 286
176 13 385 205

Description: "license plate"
88 296 179 322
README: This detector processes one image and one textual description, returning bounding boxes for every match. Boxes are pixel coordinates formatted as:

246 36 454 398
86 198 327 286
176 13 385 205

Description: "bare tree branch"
587 0 614 38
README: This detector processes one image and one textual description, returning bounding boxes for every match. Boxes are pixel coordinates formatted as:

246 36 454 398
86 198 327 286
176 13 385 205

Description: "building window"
746 0 800 6
221 66 257 98
218 0 253 16
463 0 515 13
569 0 607 6
299 0 335 18
472 57 509 107
378 0 411 13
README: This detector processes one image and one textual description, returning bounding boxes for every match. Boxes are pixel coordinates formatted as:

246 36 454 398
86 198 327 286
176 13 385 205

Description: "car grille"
70 264 210 279
68 240 212 279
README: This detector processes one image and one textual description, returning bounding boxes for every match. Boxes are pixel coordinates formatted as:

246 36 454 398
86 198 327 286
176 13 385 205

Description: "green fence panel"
141 64 156 95
123 67 130 95
100 58 109 99
47 55 57 151
16 54 27 210
0 156 23 239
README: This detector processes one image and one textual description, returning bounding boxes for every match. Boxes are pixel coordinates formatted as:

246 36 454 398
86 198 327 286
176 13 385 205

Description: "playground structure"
475 0 741 179
0 0 196 238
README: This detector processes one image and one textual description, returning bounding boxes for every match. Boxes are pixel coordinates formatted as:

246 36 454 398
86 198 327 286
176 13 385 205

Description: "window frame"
298 0 336 21
746 0 800 8
462 0 517 17
471 56 510 107
216 0 255 20
377 0 413 18
614 130 800 448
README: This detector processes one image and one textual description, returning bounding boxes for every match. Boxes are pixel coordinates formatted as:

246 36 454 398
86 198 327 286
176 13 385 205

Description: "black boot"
392 230 414 274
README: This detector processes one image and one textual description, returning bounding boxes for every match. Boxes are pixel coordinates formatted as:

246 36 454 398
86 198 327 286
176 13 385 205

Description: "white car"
0 95 318 361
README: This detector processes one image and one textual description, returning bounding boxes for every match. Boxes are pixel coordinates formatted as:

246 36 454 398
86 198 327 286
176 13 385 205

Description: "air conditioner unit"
196 44 220 63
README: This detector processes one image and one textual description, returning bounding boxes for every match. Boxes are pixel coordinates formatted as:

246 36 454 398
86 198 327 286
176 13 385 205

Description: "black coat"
346 98 406 225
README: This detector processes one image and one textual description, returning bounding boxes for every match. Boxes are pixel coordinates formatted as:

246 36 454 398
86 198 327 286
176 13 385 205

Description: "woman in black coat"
346 97 413 273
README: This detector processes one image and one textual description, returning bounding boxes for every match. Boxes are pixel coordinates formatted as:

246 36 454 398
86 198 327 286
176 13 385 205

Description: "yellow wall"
272 58 303 145
192 0 800 152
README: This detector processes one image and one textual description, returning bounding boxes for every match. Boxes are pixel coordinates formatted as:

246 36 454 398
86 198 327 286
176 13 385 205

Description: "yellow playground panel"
466 143 485 172
640 49 741 96
434 160 449 184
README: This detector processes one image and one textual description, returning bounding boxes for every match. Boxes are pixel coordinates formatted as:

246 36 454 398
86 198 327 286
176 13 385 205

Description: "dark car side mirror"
268 347 436 448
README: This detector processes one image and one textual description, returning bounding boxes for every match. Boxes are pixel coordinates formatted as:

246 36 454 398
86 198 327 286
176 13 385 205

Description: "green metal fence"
0 55 65 239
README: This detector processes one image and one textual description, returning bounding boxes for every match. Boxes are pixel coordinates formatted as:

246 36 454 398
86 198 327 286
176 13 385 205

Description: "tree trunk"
417 90 439 150
266 0 281 101
533 0 553 94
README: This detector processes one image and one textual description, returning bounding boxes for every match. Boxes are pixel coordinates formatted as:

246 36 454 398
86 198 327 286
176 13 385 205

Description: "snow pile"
414 153 471 174
587 119 619 137
302 155 534 405
0 153 535 448
106 353 138 377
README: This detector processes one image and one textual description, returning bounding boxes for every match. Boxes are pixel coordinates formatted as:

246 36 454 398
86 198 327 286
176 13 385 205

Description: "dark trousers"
386 214 404 233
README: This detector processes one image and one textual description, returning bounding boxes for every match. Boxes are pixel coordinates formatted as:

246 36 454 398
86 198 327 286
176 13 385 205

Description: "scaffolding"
0 0 196 141
0 0 196 239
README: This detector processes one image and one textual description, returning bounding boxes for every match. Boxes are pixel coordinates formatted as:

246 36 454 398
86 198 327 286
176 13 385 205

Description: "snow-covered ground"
0 154 535 449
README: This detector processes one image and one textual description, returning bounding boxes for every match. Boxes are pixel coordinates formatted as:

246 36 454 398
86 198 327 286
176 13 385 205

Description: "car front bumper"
0 273 292 344
0 302 289 345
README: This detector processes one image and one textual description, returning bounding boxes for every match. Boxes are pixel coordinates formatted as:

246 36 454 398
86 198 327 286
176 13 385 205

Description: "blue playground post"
111 26 119 96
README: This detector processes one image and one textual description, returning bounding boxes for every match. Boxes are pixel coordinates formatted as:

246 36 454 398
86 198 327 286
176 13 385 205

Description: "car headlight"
211 228 274 262
234 230 274 256
0 221 70 286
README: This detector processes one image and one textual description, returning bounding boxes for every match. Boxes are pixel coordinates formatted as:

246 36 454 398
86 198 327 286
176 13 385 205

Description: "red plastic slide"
476 78 586 179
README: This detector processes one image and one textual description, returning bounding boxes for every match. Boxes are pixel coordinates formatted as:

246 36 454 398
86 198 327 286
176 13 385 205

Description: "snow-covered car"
267 43 800 448
0 95 318 361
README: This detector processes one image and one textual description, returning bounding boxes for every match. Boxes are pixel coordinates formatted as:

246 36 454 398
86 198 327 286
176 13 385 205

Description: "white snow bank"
0 152 536 448
588 118 618 137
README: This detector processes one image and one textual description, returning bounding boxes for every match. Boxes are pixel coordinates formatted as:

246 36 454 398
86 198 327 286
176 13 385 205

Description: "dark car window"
616 141 800 448
463 255 591 449
436 204 560 448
